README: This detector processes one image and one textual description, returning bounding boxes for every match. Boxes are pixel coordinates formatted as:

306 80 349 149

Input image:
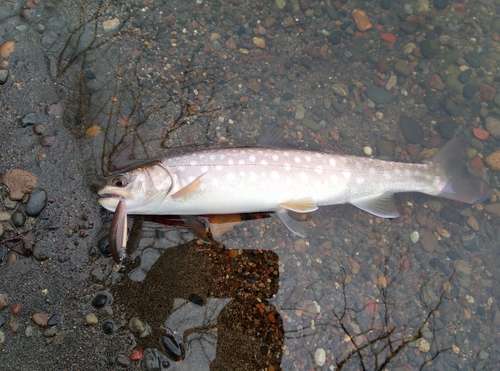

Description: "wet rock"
25 325 33 337
161 334 184 361
440 206 461 223
0 331 4 344
0 40 14 57
43 327 57 337
381 0 392 10
436 120 456 139
32 312 48 327
461 230 479 251
0 315 5 327
188 293 204 306
0 293 8 310
420 39 439 58
84 313 98 325
484 203 500 217
485 151 500 170
116 354 130 367
0 223 3 238
331 83 348 97
47 313 61 326
20 8 34 20
463 84 477 99
394 60 412 76
129 317 151 338
144 348 167 370
441 98 459 116
97 236 111 256
485 117 500 140
1 168 38 200
351 9 372 32
33 123 45 135
25 187 47 216
102 321 115 334
8 316 18 333
282 92 294 100
0 69 9 85
10 211 26 227
98 306 113 317
454 260 471 288
464 53 481 68
84 70 96 80
39 134 55 147
399 115 424 144
91 293 110 308
19 113 36 128
433 0 448 9
421 231 437 252
103 18 120 32
328 32 342 45
458 69 472 84
366 84 392 104
423 94 440 112
33 240 52 261
479 84 496 101
299 56 312 69
314 348 326 366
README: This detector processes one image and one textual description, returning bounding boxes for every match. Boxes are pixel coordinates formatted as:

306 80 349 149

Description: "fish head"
98 162 173 213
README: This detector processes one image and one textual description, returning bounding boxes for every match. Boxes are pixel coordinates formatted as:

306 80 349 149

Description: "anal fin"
279 197 318 213
171 173 206 200
351 194 400 218
276 209 308 238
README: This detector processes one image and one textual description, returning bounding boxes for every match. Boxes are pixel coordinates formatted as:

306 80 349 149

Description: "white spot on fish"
271 171 280 180
315 165 324 174
284 152 290 157
226 173 236 182
356 177 365 184
343 171 351 180
369 168 376 175
404 169 412 176
239 171 246 177
284 163 292 171
355 161 363 170
238 159 245 165
211 179 220 187
249 172 258 182
330 175 338 183
299 172 308 181
260 159 268 166
383 173 391 179
216 165 223 171
199 154 205 159
272 154 279 161
285 177 293 186
294 157 301 163
249 155 256 162
210 155 216 161
227 159 234 165
190 160 197 166
329 158 337 167
305 155 311 162
260 172 267 178
219 154 225 160
415 170 421 176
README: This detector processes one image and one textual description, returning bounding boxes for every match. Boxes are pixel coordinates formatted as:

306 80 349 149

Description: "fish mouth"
97 187 130 211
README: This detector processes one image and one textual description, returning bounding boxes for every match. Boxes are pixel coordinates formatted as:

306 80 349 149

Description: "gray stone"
366 84 392 104
25 187 47 216
0 70 8 85
32 241 52 261
485 117 500 140
20 113 36 128
399 115 424 144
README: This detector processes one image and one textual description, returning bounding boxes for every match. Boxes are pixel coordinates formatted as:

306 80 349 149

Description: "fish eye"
111 175 128 188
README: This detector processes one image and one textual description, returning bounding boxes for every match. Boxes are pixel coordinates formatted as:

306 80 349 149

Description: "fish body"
98 137 491 237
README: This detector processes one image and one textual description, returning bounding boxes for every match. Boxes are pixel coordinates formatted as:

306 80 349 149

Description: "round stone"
10 211 26 227
314 347 326 366
102 321 115 334
399 115 424 144
84 313 98 325
25 187 47 216
19 113 36 127
47 313 62 326
363 146 373 156
91 293 110 308
32 241 52 261
410 231 419 243
97 236 111 256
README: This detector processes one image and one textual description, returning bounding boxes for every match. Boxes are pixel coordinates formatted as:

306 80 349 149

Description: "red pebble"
403 258 410 269
470 156 484 170
473 128 490 140
381 33 396 45
453 3 465 13
364 300 378 317
130 349 143 361
11 303 20 315
376 60 390 73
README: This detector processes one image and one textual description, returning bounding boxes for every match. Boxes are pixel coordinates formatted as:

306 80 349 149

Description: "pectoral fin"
351 194 399 218
279 197 318 213
171 173 206 200
276 209 308 238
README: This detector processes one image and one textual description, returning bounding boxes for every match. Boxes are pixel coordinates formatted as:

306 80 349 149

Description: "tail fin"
427 137 492 204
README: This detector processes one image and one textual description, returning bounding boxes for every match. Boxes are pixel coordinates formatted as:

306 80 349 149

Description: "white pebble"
314 347 326 366
363 146 373 156
410 231 419 243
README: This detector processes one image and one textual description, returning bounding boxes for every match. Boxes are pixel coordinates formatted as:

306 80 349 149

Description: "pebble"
366 84 392 104
418 338 431 352
102 18 120 32
129 317 151 338
420 231 437 252
0 69 9 85
33 123 45 135
420 39 440 58
484 203 500 217
351 9 372 32
25 325 33 337
458 69 472 84
0 40 14 58
97 236 111 256
463 84 477 99
19 113 36 128
130 349 143 361
47 313 62 326
84 70 96 80
161 334 184 361
429 74 445 90
461 230 478 251
0 331 4 344
32 241 52 261
252 37 265 48
91 292 111 308
32 312 48 327
485 117 500 140
188 293 204 306
436 120 456 139
102 321 115 334
363 147 372 156
43 327 57 337
1 168 38 200
485 151 500 170
11 303 20 315
394 60 411 76
410 231 419 243
385 75 397 90
25 187 47 216
116 354 131 367
399 115 424 144
454 260 471 288
376 139 393 156
314 348 326 366
331 83 348 97
0 223 3 238
10 211 26 227
85 313 98 325
0 315 5 327
479 83 496 101
39 134 55 147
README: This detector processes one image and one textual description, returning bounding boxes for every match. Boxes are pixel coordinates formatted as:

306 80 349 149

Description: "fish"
98 136 492 238
108 199 127 270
